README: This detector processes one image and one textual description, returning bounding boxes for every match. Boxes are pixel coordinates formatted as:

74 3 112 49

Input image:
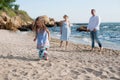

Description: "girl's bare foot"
44 52 48 60
45 56 48 60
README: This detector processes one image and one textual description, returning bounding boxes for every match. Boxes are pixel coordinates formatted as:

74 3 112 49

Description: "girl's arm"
33 29 38 41
46 28 51 41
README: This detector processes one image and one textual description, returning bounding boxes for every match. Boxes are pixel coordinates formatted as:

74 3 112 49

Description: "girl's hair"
34 16 47 32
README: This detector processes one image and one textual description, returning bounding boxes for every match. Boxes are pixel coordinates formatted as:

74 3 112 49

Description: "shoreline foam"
50 33 120 51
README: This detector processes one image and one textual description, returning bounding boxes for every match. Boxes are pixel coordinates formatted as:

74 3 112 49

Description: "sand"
0 30 120 80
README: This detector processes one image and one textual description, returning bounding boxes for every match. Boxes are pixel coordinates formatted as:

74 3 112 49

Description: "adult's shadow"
0 55 39 61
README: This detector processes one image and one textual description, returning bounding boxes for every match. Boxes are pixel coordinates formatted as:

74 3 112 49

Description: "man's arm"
94 16 101 31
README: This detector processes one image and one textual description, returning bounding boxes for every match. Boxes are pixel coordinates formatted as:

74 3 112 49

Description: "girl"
60 15 71 50
33 16 50 60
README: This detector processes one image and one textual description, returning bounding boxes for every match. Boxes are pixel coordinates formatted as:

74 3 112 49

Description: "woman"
60 15 71 50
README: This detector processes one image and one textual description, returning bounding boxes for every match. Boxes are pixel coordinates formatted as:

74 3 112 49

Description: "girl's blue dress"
37 30 49 49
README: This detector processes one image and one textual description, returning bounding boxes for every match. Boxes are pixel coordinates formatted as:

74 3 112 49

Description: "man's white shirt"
87 16 101 31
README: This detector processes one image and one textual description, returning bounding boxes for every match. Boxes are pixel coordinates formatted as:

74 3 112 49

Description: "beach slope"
0 30 120 80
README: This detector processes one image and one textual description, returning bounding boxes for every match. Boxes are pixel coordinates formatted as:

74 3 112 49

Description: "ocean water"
48 23 120 50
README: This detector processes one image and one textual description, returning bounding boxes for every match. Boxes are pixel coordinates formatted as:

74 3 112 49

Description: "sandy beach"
0 29 120 80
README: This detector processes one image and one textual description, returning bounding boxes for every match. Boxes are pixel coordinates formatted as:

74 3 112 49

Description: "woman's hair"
91 9 96 13
34 16 47 32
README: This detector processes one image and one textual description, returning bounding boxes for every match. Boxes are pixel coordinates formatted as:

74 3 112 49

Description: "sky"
15 0 120 23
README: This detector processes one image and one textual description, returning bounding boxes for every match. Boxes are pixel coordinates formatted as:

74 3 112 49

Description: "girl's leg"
38 49 42 59
44 48 48 60
39 48 45 59
60 41 63 47
44 52 48 60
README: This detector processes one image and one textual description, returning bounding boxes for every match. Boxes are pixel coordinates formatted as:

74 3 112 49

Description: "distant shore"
0 29 120 80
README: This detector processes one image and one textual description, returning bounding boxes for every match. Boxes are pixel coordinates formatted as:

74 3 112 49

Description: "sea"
48 22 120 50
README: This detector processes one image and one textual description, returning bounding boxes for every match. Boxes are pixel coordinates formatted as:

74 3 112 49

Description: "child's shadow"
0 55 39 61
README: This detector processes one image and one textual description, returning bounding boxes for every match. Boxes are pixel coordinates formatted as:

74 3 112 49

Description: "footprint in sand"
85 68 94 73
110 77 120 80
85 68 103 77
71 70 81 75
116 67 120 72
79 69 87 74
60 69 70 76
92 70 103 77
70 70 81 79
108 67 116 73
85 75 91 79
45 62 52 67
100 75 108 79
40 62 52 67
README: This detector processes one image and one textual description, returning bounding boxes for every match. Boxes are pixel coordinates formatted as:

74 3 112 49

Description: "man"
87 9 102 51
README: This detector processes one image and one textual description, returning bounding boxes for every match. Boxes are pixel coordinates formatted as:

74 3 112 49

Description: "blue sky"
16 0 120 23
